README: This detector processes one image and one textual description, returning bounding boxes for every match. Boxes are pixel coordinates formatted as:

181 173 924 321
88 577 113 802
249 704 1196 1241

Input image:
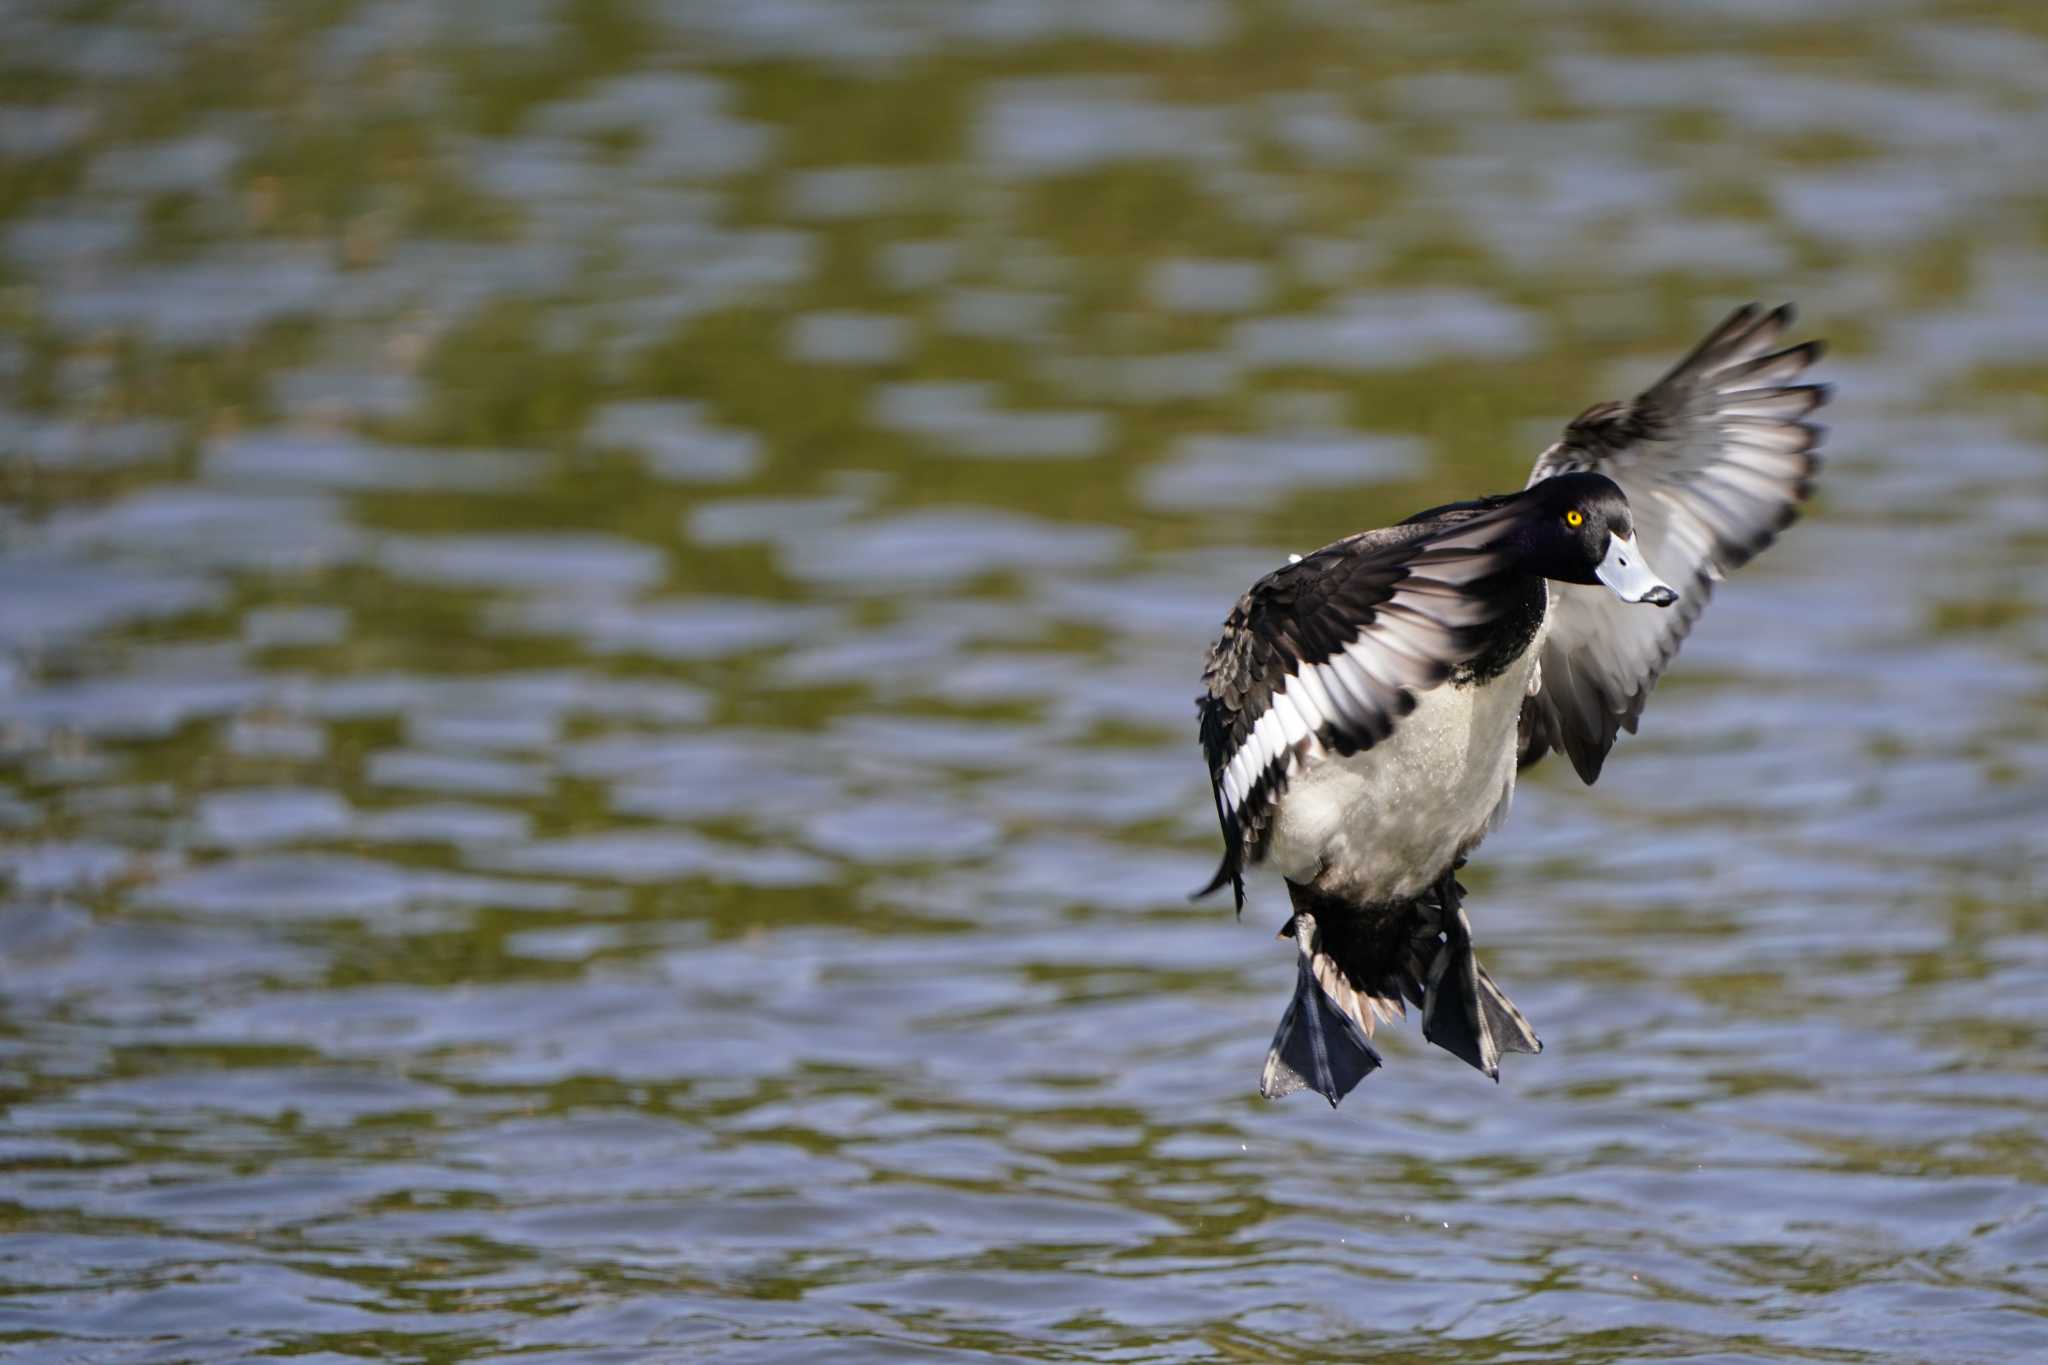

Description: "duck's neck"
1448 572 1547 686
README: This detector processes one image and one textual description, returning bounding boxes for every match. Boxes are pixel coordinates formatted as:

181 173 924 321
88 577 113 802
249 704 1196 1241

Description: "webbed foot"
1261 913 1383 1107
1419 872 1542 1079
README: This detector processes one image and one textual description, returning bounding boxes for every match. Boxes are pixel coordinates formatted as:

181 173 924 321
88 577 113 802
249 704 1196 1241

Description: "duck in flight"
1193 304 1827 1106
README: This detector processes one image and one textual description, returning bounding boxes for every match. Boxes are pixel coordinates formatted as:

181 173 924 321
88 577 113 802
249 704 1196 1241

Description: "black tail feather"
1263 876 1542 1102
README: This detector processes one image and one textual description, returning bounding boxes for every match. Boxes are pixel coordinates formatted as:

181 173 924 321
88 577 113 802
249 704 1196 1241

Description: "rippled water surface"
5 2 2048 1360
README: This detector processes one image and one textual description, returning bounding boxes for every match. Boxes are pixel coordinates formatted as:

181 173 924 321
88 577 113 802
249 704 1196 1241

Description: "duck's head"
1513 472 1678 607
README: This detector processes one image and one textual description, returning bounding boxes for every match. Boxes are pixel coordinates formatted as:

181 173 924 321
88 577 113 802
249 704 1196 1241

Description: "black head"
1513 472 1677 606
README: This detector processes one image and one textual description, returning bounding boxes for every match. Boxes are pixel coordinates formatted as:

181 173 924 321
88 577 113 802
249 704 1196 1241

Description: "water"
4 1 2047 1359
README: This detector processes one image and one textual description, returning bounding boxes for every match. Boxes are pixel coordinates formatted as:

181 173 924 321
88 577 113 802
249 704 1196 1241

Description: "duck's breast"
1265 641 1540 902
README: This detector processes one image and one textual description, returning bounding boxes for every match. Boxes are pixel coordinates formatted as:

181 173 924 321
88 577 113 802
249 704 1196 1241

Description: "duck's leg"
1260 911 1383 1107
1420 869 1542 1079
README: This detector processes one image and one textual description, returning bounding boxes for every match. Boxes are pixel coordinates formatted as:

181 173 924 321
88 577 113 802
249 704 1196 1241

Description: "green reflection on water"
6 0 2048 1360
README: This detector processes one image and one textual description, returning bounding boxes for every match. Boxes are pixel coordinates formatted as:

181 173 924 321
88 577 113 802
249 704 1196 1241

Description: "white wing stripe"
1320 656 1380 719
1701 462 1786 504
1343 636 1401 691
1242 714 1265 772
1271 689 1314 748
1717 418 1809 452
1716 390 1820 420
1248 713 1275 771
1719 442 1808 476
1256 707 1287 765
1289 667 1342 729
1373 607 1453 665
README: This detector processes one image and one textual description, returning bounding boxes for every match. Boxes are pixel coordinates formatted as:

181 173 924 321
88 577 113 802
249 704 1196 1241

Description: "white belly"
1263 646 1539 902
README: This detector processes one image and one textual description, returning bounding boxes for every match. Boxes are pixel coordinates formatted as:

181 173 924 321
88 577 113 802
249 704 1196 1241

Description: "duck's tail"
1261 877 1542 1105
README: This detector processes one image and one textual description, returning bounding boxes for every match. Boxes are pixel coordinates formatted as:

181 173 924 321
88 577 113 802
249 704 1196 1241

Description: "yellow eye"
1565 509 1584 528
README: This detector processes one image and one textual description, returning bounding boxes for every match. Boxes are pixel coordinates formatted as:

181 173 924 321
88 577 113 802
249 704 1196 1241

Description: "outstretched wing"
1195 505 1527 910
1521 302 1828 783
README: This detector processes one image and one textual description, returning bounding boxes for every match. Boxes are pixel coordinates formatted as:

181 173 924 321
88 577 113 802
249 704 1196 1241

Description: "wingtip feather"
1192 856 1245 910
